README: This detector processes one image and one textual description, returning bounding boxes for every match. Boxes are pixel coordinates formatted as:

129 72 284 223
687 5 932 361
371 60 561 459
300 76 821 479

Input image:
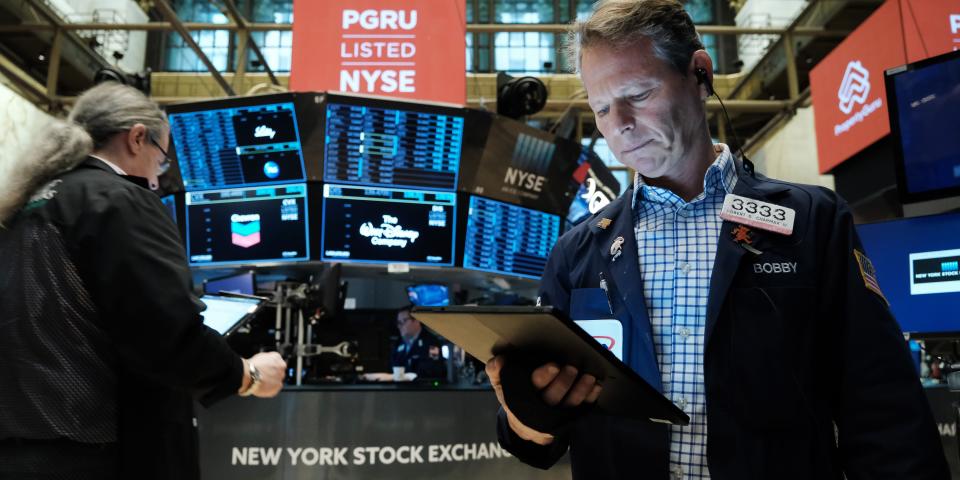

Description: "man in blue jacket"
486 1 949 478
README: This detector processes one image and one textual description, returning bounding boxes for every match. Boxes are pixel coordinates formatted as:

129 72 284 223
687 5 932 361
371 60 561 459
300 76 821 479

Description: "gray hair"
0 82 167 225
565 0 705 75
68 82 168 150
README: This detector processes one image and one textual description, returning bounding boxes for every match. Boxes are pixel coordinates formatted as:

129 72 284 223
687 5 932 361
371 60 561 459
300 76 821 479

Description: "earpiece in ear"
695 67 715 97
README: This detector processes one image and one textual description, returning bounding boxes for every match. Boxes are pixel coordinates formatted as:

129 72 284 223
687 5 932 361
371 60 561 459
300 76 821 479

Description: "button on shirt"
631 144 737 479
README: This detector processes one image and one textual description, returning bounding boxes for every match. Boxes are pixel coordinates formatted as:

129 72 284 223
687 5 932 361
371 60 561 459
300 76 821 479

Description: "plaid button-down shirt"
631 144 737 479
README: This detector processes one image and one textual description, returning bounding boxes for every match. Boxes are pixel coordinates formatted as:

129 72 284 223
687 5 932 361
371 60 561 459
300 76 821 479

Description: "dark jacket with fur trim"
0 157 242 479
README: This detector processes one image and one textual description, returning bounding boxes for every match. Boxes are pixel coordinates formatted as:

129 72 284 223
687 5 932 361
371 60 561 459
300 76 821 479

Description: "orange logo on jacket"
731 225 753 244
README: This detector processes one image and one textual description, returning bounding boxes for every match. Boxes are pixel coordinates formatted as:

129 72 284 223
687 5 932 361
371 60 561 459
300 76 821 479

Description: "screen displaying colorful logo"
263 161 280 179
231 213 262 248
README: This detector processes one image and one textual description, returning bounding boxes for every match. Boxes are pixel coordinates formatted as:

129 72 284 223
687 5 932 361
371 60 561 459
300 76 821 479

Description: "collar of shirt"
631 143 738 210
89 154 128 176
403 331 421 350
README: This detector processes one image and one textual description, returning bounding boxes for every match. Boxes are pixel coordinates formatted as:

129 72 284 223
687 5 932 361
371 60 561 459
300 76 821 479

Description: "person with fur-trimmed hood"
0 82 286 479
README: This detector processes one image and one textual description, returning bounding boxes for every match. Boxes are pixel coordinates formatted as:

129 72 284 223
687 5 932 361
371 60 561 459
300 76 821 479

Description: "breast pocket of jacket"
570 288 623 361
729 286 816 429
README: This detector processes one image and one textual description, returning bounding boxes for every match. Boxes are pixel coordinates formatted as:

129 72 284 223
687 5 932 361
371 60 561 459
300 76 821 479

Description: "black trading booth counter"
197 384 960 479
197 384 571 479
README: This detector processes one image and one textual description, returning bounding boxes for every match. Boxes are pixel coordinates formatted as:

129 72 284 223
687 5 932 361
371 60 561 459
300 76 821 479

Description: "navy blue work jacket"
497 163 949 480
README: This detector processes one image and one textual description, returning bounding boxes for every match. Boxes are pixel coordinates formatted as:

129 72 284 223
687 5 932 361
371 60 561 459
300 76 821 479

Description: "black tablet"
412 305 689 426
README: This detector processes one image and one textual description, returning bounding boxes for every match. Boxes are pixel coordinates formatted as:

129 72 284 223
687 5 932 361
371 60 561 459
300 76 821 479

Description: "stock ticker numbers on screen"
323 103 464 191
185 184 310 266
321 184 456 266
463 196 561 279
169 102 307 191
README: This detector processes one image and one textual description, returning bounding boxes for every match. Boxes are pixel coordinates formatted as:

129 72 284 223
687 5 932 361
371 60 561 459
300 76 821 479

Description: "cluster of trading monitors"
160 92 618 280
853 49 960 336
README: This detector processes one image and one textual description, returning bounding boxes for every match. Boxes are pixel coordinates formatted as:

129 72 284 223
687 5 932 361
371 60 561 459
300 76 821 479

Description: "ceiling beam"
153 0 235 96
468 98 792 114
0 23 849 37
0 51 52 105
466 24 849 36
215 0 280 86
19 0 111 70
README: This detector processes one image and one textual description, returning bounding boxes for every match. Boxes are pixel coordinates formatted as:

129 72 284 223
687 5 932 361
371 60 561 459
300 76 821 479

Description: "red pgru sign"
810 0 960 174
291 0 466 105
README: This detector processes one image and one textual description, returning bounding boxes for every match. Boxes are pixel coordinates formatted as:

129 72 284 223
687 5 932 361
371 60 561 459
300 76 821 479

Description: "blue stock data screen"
169 102 307 191
185 184 310 266
463 196 561 279
324 103 464 191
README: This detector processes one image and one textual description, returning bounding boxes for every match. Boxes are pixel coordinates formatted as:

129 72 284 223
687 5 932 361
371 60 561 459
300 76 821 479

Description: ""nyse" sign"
291 0 465 104
504 167 546 193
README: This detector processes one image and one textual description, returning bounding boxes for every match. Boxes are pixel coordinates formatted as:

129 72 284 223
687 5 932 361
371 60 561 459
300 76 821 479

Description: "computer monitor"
323 93 465 192
185 183 310 266
200 294 261 336
166 93 308 191
458 112 581 215
204 271 256 296
407 284 449 306
885 49 960 203
321 184 456 266
462 195 561 279
856 212 960 335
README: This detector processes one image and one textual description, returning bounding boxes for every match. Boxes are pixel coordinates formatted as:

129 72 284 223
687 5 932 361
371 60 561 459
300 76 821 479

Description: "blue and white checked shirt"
631 144 737 480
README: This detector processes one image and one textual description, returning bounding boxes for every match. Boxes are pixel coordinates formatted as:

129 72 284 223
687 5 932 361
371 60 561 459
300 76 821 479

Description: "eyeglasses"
148 135 172 175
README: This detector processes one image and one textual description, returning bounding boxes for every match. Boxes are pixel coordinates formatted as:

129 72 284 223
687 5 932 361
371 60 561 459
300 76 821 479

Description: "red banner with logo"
290 0 466 105
810 0 960 173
